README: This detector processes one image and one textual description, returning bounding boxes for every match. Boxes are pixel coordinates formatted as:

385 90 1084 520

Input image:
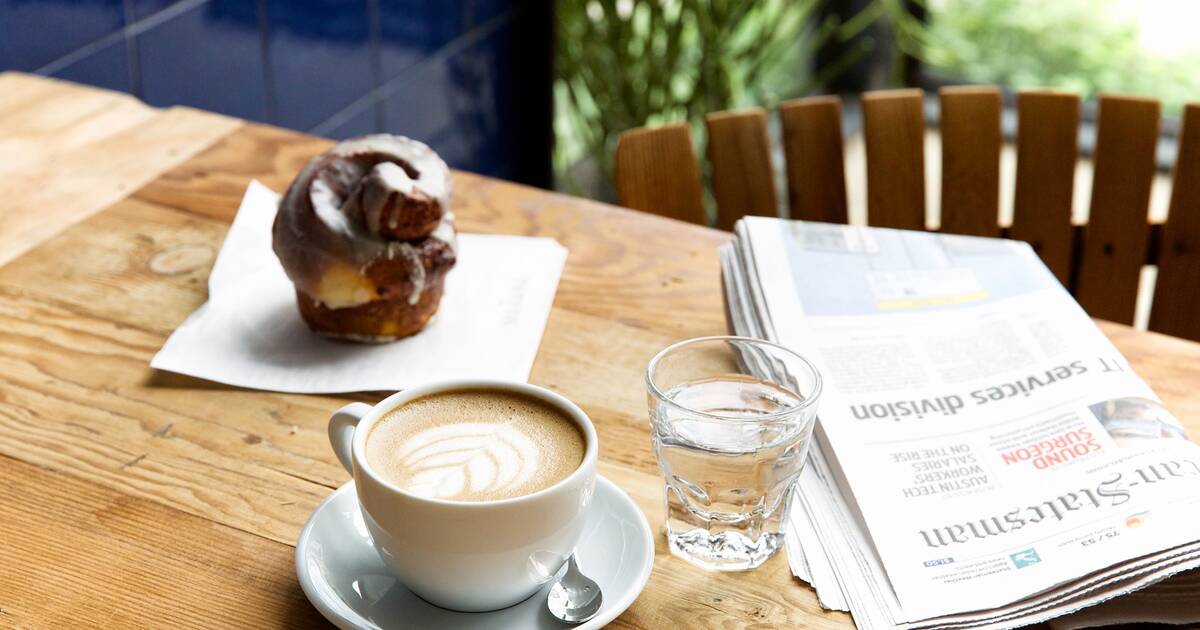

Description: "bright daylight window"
918 0 1200 116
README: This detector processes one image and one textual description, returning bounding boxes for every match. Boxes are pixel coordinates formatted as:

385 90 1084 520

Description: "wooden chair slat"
705 108 778 231
779 95 848 224
862 89 926 230
1149 103 1200 340
1010 91 1080 286
939 86 1002 237
1074 95 1161 324
614 123 706 225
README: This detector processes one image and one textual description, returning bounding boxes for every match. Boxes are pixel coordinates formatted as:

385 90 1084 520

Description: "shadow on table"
142 369 388 404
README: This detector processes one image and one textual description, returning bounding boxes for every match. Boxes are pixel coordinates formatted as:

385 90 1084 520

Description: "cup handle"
329 403 372 475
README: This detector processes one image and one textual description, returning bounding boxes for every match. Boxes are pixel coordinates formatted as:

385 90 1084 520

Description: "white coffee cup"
328 380 598 612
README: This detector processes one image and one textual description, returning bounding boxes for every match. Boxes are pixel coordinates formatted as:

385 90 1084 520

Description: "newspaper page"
739 217 1200 622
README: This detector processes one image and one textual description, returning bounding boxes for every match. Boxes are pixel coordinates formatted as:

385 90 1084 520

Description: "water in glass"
651 374 815 570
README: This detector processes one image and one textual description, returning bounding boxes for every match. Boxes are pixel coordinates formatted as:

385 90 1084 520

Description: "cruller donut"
272 134 457 342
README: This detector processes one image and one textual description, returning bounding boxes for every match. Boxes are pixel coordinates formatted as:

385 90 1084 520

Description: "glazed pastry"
272 135 457 342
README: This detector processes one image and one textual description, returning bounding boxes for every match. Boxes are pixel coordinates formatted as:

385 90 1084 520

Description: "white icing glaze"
374 160 415 193
332 135 450 208
312 178 368 242
387 241 427 305
361 161 414 235
274 134 455 309
429 210 458 255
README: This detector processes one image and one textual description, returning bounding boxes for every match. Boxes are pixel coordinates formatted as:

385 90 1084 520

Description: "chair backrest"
779 95 848 224
1009 90 1080 285
862 88 927 231
1150 103 1200 340
705 108 777 231
612 87 1200 341
1073 95 1161 324
939 85 1002 237
613 122 706 225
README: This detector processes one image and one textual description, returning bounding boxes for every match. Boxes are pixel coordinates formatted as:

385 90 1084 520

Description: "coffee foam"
366 389 585 501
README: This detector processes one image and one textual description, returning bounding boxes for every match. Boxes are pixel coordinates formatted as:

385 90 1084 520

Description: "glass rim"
645 335 823 422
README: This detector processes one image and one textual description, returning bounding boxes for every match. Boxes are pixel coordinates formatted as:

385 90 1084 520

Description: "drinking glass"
645 336 822 570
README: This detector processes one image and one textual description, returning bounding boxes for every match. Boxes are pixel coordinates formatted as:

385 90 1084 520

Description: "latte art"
366 390 585 501
393 422 542 499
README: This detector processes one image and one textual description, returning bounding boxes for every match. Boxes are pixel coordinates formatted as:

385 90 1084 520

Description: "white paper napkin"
151 181 567 393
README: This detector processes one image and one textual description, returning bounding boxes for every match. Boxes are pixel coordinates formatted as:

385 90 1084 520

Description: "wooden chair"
613 123 706 226
612 88 1200 342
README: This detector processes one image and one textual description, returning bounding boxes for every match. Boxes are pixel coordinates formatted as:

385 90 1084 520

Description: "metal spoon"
547 553 603 624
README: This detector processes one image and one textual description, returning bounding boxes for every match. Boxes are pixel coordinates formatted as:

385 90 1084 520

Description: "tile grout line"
33 0 209 78
308 9 514 138
374 10 514 106
366 0 385 132
125 0 209 37
121 0 143 98
256 0 279 124
33 30 127 77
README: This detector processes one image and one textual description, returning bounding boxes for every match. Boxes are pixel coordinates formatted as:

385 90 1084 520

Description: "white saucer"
296 476 655 629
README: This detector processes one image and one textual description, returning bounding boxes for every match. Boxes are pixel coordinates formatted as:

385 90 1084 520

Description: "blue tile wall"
0 0 524 179
266 0 373 131
378 2 468 81
0 0 125 71
377 1 510 82
320 102 379 139
131 0 179 21
54 38 132 93
383 16 513 179
137 0 270 121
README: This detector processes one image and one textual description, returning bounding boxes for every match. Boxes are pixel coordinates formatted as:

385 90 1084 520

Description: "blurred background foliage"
553 0 1200 196
910 0 1200 115
553 0 872 197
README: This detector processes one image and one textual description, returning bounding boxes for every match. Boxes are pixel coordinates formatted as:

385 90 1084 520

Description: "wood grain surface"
0 72 241 268
1074 95 1161 323
613 122 707 226
779 95 850 224
1009 90 1081 286
938 86 1002 237
2 76 1199 629
706 108 778 231
1149 103 1200 340
862 89 927 231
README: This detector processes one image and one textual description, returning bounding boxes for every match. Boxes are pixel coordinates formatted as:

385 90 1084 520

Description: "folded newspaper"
721 217 1200 629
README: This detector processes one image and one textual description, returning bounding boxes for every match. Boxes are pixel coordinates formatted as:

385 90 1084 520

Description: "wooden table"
2 73 1199 629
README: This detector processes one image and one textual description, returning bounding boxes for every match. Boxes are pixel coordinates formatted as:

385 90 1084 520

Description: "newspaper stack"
720 217 1200 629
